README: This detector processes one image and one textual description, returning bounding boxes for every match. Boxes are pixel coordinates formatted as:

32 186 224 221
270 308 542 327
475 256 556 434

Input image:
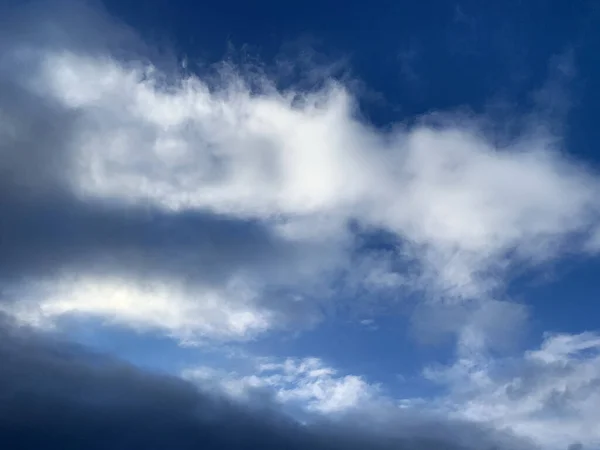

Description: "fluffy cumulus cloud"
426 332 600 450
2 1 600 449
184 357 384 414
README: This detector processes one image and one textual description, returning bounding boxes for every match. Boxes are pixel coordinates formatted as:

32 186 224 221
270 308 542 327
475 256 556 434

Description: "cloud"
0 318 534 450
1 0 599 351
2 2 600 448
184 357 384 414
427 332 600 449
184 332 600 449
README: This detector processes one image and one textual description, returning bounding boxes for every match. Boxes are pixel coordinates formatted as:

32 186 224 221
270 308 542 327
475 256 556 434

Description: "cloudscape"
2 1 600 449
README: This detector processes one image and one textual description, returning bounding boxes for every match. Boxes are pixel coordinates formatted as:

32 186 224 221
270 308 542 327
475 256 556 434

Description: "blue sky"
2 1 600 449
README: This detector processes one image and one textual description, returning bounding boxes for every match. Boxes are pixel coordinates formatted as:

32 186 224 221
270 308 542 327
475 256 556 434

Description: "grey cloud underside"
0 74 320 313
0 319 532 450
0 194 300 298
0 70 252 254
0 59 405 336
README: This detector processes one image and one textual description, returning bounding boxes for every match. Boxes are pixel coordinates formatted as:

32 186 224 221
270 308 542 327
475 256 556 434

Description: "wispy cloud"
2 1 599 348
183 331 600 448
184 357 384 414
426 332 600 449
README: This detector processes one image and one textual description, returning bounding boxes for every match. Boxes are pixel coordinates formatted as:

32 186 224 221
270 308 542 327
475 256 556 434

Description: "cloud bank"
2 1 600 448
0 318 533 450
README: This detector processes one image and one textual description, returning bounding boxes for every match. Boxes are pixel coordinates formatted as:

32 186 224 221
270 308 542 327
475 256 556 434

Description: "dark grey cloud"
0 318 532 450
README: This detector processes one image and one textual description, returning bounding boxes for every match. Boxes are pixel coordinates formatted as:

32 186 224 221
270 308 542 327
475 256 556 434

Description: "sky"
1 0 600 449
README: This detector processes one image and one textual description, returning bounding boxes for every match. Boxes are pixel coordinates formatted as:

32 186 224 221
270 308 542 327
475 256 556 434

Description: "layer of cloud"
182 330 600 450
2 0 599 348
0 318 533 450
186 332 600 449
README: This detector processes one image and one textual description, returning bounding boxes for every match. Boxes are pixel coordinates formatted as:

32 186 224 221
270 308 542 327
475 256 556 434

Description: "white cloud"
1 275 274 341
2 2 600 348
183 355 542 450
427 332 600 450
32 50 600 252
183 357 383 414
